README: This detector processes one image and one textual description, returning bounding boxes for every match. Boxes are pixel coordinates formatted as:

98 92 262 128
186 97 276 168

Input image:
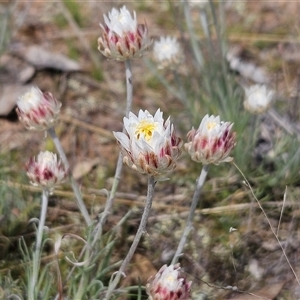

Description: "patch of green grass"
54 1 85 29
252 40 275 49
91 67 104 82
146 75 164 91
217 215 241 232
62 0 85 27
267 59 282 73
0 271 24 299
136 1 156 13
66 39 80 61
44 138 56 153
272 25 293 36
228 24 248 34
156 11 176 30
54 13 68 29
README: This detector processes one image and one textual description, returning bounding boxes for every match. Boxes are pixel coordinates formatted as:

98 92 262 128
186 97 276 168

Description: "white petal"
113 131 130 150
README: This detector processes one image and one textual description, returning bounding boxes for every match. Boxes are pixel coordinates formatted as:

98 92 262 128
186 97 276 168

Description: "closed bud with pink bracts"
98 5 151 61
146 264 192 300
113 109 182 178
185 114 236 165
16 87 61 131
26 151 68 193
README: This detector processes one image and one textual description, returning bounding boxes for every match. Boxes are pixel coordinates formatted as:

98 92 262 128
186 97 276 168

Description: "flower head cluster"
98 5 150 61
16 87 61 131
146 264 192 300
185 115 236 165
113 109 182 178
244 84 274 114
26 151 68 193
153 36 183 69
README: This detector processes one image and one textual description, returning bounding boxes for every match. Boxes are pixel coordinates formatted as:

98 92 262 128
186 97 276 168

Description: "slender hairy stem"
92 59 133 245
48 127 92 226
48 126 92 299
104 176 156 300
233 162 300 285
66 60 133 294
172 165 209 264
92 152 123 246
28 189 49 300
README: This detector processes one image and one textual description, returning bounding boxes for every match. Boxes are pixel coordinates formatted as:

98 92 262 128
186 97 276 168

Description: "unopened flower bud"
98 5 151 61
146 264 192 300
26 151 68 193
16 87 61 131
185 115 236 165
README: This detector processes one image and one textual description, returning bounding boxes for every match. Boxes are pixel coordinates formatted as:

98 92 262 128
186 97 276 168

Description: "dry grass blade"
60 114 114 139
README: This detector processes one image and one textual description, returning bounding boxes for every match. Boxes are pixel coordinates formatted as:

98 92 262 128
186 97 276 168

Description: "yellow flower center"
24 91 35 104
206 121 217 131
135 120 157 141
21 89 41 108
166 274 175 283
118 13 126 23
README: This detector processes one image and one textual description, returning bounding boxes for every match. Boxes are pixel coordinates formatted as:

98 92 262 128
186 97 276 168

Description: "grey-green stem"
72 59 134 299
104 176 156 300
92 59 133 245
28 189 49 300
48 127 92 226
172 165 209 264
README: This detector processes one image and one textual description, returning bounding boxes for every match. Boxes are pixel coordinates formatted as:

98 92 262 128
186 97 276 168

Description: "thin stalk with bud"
93 59 133 244
28 189 49 300
48 127 92 227
25 151 68 299
173 115 236 263
105 108 182 297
